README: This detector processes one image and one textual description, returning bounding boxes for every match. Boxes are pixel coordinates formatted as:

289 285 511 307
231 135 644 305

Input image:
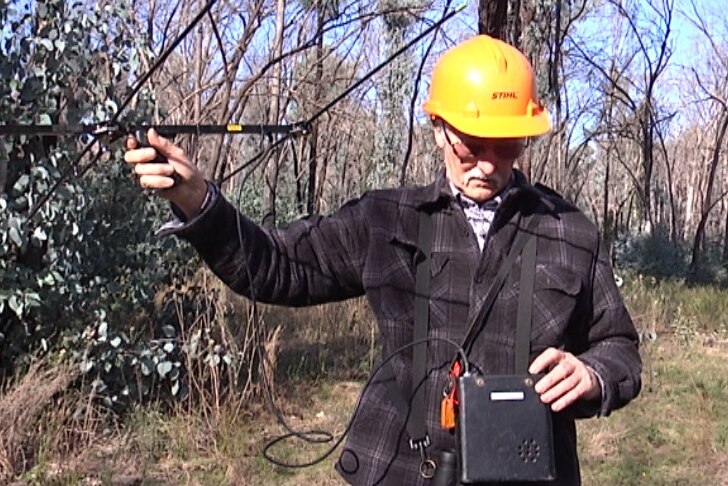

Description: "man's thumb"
147 128 185 160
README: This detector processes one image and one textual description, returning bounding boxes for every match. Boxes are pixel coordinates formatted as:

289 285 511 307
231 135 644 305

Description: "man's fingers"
147 128 187 160
550 370 594 411
124 146 158 165
124 130 186 167
538 368 579 404
125 134 139 150
528 347 561 374
123 128 207 215
134 162 175 177
550 385 585 412
534 358 574 394
529 347 600 411
138 174 176 190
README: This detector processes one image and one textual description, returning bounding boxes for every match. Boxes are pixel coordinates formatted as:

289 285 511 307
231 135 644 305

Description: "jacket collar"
414 168 557 216
502 169 557 216
411 168 452 210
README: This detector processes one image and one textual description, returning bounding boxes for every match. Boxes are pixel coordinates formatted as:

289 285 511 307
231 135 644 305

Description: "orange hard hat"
422 35 551 138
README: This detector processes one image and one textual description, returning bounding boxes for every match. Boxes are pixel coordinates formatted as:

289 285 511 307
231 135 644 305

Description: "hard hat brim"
423 104 552 139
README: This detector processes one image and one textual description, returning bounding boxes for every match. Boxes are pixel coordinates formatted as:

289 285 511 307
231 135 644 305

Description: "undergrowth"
3 273 728 484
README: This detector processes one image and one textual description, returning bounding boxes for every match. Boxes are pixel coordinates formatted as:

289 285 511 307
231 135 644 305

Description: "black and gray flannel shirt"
164 168 641 485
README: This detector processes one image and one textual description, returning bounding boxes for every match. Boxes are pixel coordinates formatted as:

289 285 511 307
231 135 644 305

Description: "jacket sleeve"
577 238 642 417
162 184 369 306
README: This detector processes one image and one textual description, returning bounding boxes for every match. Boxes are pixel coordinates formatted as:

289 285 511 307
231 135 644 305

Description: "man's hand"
529 347 600 412
124 128 208 219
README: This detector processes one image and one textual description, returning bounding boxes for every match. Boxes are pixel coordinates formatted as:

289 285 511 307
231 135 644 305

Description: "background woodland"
1 0 728 483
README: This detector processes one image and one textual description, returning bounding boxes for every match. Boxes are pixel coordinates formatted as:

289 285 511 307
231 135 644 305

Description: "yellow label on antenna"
227 124 243 132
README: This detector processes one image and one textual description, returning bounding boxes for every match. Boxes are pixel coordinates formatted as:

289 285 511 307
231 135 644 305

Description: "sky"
533 0 728 143
3 0 724 136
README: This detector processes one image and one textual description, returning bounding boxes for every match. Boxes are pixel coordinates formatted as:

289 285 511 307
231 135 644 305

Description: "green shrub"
0 1 231 408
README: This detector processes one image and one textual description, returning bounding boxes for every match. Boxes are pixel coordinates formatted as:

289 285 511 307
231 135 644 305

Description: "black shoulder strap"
461 214 540 354
515 233 538 373
410 209 433 448
383 210 433 451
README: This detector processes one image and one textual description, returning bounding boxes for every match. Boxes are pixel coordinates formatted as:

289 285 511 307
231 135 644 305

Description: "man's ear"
432 118 446 149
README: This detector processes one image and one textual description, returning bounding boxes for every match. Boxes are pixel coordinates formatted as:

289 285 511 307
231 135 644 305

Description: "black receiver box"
457 374 555 483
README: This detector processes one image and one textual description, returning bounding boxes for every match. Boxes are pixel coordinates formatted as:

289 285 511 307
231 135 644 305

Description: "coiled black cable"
261 336 469 468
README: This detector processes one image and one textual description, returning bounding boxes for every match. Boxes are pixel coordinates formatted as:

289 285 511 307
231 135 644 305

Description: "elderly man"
125 35 641 485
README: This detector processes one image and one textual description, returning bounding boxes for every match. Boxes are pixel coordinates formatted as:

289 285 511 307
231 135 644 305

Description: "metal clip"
419 457 436 479
409 435 435 479
408 434 431 451
289 121 311 137
90 123 121 140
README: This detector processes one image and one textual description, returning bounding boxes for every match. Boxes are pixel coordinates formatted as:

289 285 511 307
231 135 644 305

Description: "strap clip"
410 435 435 479
408 434 431 451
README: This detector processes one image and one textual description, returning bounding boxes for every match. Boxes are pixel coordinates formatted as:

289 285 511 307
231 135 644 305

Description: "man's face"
434 121 525 203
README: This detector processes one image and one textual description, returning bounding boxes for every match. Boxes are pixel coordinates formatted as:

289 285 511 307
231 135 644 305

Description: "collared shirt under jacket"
166 169 642 486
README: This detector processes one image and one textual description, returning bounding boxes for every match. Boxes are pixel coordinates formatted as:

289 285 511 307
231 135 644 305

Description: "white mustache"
462 167 490 185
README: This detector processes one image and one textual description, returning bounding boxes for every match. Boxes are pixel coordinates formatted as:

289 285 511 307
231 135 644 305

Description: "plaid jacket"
171 169 641 485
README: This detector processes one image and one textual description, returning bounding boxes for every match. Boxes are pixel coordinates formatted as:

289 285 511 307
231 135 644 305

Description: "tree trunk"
690 111 728 271
478 0 510 39
640 106 655 233
192 16 203 165
723 198 728 262
0 153 6 193
293 135 305 214
603 150 612 243
262 0 286 228
307 11 324 215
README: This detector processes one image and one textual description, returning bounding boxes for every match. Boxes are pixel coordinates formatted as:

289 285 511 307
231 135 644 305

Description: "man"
125 35 641 485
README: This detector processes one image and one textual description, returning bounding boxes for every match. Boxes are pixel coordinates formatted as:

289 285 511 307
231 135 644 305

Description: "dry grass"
0 360 77 482
579 335 728 484
6 333 728 485
7 278 728 485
